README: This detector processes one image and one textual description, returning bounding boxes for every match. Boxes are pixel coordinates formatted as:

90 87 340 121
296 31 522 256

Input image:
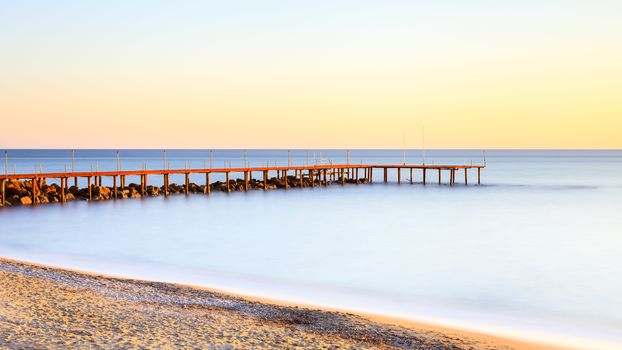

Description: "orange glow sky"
1 1 621 149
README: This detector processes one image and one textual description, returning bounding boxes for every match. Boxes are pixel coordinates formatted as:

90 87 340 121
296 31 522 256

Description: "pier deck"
0 163 485 207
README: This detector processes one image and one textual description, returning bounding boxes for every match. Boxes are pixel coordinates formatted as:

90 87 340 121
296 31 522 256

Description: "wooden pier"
0 163 484 207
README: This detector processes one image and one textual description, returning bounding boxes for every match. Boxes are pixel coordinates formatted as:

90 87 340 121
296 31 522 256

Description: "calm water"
1 150 621 349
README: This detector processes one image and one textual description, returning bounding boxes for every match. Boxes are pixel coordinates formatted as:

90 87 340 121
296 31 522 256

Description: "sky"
1 0 621 149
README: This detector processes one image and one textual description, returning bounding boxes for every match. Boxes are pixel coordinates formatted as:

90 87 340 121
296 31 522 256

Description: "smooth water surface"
1 150 621 349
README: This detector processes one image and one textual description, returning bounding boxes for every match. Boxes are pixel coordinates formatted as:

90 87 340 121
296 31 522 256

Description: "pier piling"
185 173 189 195
206 173 210 194
31 178 37 205
61 178 66 202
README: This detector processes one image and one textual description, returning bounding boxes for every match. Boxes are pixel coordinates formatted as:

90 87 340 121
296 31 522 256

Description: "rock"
5 185 20 197
9 195 20 205
45 184 59 194
146 186 159 196
19 196 32 205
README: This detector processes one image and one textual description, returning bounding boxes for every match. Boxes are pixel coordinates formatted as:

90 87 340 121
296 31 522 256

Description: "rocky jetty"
1 176 367 207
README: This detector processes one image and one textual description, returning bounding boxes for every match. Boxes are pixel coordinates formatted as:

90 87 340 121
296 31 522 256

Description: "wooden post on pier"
450 169 454 186
464 169 468 185
0 179 4 207
397 168 401 184
121 175 125 189
423 169 427 185
263 170 268 190
162 174 167 196
323 169 327 186
98 176 102 187
226 172 230 192
438 169 441 185
140 175 145 196
31 178 37 205
244 171 249 191
74 177 77 188
185 173 189 195
61 178 66 202
478 168 481 185
144 174 148 194
383 168 387 183
410 168 413 184
284 170 288 189
355 168 359 183
369 168 373 183
310 170 314 187
340 168 345 185
113 175 118 199
206 173 211 194
88 176 92 200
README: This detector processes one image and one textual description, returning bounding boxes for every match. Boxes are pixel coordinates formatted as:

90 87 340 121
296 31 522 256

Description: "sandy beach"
0 257 564 350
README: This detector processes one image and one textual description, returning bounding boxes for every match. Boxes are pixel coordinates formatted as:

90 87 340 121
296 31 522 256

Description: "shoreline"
0 256 567 349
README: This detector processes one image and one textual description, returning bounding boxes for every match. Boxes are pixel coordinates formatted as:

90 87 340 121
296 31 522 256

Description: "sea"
0 149 620 349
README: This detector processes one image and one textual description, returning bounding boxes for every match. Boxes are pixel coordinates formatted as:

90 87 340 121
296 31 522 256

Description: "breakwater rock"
1 176 368 207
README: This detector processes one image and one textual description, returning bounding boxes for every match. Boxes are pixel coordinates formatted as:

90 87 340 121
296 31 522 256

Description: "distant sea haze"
1 150 621 350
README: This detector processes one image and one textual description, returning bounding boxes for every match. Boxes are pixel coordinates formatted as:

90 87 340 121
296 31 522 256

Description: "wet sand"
0 258 561 349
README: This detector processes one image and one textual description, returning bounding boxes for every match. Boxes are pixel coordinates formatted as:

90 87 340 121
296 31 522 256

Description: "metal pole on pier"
422 126 426 165
4 151 8 176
